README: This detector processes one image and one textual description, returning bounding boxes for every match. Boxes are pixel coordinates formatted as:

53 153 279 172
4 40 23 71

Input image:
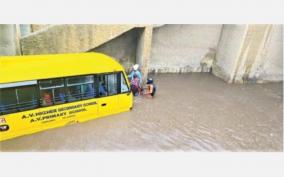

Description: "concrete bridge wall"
149 25 223 73
19 24 141 55
0 24 282 83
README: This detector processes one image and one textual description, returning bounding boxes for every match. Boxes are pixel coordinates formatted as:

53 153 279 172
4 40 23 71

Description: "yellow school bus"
0 53 133 141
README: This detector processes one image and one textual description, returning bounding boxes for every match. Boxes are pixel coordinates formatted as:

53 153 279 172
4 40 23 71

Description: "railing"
0 100 39 115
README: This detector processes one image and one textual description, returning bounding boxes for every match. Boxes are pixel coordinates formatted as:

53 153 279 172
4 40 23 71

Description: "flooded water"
0 73 283 151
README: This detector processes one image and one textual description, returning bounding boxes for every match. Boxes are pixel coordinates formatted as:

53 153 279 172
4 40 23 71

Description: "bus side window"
17 86 39 110
39 78 65 106
107 74 118 95
66 75 95 102
98 73 118 97
0 88 18 114
120 72 129 93
0 85 39 115
98 75 107 97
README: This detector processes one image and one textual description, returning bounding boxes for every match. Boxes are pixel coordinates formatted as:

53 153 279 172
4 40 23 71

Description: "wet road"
0 73 283 151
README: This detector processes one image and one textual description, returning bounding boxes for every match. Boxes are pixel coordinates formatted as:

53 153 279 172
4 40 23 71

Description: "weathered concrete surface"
212 25 247 82
213 25 283 83
31 24 50 32
136 26 153 82
247 25 283 83
20 24 144 55
0 74 282 151
149 25 222 73
0 24 21 56
91 26 153 76
90 28 142 72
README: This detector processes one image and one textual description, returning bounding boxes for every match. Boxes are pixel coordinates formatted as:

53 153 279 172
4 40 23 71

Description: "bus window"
120 72 129 93
66 75 95 102
107 74 118 95
17 86 39 111
82 83 95 98
0 88 18 114
98 73 118 97
39 78 65 106
0 85 39 114
98 75 107 97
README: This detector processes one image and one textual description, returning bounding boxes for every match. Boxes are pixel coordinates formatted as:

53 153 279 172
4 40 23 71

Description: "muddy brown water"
0 73 283 151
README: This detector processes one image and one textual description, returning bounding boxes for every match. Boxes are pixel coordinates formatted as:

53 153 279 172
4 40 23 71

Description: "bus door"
117 72 132 111
97 73 119 117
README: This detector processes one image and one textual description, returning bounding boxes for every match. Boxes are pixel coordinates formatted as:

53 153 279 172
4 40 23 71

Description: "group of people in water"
128 64 156 98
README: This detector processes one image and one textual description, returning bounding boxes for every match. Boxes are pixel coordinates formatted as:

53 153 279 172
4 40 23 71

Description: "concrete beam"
136 26 153 83
20 24 145 55
0 24 21 56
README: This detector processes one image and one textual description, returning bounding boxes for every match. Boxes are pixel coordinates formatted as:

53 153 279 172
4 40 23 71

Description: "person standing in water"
128 64 142 86
144 78 156 98
130 74 141 96
128 64 142 96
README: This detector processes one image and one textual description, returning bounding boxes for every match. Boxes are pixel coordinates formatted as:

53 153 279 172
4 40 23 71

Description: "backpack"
151 84 156 96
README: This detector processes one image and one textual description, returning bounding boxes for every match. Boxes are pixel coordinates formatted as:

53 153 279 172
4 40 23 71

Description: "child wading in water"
128 64 142 96
130 74 141 96
143 78 156 98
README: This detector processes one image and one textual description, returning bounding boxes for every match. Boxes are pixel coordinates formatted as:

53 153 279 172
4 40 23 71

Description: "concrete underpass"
0 24 283 151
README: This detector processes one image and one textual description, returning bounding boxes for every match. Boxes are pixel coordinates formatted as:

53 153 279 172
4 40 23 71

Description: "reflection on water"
0 73 283 151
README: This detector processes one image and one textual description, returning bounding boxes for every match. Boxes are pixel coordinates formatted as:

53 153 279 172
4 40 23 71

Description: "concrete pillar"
0 24 21 56
19 24 31 37
136 26 153 84
212 24 282 83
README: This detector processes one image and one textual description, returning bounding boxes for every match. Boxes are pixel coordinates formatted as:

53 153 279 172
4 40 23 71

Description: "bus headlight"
0 124 9 131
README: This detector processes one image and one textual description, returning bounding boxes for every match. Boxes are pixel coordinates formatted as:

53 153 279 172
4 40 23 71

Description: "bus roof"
0 52 124 84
